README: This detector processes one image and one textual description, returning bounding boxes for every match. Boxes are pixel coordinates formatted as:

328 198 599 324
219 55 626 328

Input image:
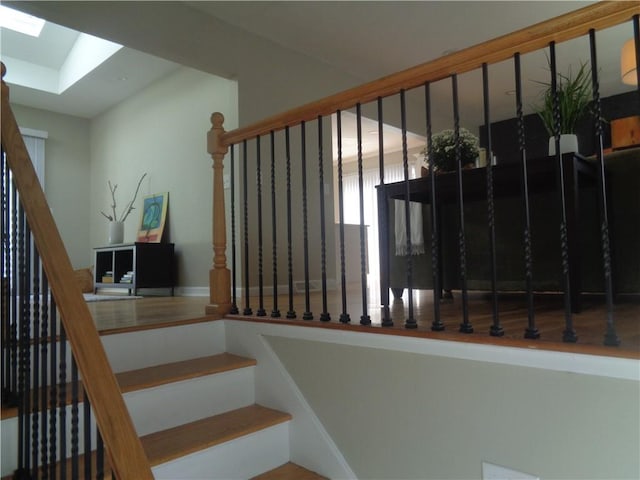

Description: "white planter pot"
548 134 578 156
108 221 124 244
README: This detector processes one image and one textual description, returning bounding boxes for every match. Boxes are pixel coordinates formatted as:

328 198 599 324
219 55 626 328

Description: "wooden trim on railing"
1 64 153 479
206 112 232 315
220 1 640 145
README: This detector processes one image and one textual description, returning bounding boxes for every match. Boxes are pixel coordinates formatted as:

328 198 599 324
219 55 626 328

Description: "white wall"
12 104 91 268
265 333 640 480
90 67 238 290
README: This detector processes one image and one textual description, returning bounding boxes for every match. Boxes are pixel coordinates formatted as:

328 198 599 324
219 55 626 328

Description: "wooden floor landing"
88 290 639 359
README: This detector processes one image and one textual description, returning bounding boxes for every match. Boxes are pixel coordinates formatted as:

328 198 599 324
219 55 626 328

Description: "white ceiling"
2 1 636 131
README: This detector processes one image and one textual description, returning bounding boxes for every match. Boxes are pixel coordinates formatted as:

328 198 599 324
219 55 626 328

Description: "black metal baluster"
285 127 296 319
270 131 281 318
229 144 239 314
514 53 539 339
549 42 577 342
10 181 18 402
17 203 31 475
336 111 350 324
96 428 105 480
301 121 313 320
589 29 620 346
451 75 472 333
425 83 444 331
318 116 331 322
40 274 49 476
633 15 640 91
31 251 41 476
242 140 252 316
377 97 393 327
48 297 57 479
355 104 372 325
256 136 266 317
84 390 92 479
59 326 67 480
0 150 9 402
71 358 80 478
400 90 416 329
482 63 503 336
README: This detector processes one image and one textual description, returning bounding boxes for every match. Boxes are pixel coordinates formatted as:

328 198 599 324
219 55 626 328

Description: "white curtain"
339 162 408 283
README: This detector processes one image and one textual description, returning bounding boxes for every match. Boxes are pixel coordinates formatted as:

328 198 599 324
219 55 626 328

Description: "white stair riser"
1 417 18 477
152 422 290 480
126 367 255 436
101 321 226 372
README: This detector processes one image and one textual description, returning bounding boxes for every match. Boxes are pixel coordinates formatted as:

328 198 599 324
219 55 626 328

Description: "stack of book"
101 271 113 283
119 271 135 284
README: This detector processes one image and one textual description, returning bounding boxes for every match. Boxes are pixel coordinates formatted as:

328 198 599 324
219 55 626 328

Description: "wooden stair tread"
141 404 292 466
1 353 255 420
251 462 328 480
116 353 256 392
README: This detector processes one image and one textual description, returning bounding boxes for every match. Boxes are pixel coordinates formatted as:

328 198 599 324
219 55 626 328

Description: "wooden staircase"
1 320 328 479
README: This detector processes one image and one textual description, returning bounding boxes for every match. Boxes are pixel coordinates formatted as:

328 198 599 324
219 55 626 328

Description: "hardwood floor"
88 287 639 359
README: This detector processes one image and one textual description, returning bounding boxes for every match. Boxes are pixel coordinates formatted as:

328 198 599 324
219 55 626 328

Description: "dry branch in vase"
100 173 147 222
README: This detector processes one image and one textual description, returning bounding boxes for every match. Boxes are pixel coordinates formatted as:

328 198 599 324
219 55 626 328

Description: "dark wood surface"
377 153 598 313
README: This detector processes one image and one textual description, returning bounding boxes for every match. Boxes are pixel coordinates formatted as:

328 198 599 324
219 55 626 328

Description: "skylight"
0 5 45 37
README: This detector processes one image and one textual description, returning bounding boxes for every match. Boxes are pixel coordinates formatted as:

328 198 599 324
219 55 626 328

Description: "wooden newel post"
206 112 232 314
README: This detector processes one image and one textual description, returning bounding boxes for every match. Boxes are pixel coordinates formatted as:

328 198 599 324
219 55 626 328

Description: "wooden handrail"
220 1 640 146
1 64 154 479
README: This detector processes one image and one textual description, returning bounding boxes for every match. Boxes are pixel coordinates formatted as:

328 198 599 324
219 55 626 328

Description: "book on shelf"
119 271 134 283
101 276 113 283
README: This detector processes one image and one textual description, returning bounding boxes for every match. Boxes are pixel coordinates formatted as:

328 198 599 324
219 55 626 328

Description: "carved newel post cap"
211 112 224 128
1 62 6 79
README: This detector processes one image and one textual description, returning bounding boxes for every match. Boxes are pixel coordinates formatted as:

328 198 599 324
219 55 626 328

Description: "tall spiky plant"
534 61 592 136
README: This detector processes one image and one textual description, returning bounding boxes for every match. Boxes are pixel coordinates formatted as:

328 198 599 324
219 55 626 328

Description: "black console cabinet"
93 243 175 295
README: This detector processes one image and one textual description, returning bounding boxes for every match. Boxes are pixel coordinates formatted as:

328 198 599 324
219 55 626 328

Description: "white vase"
108 221 124 244
548 134 578 156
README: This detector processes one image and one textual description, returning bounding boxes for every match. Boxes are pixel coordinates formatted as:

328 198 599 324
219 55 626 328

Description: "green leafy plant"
534 61 592 136
422 128 479 172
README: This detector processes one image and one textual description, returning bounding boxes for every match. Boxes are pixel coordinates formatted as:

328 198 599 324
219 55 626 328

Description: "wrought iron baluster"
285 127 296 319
229 144 239 314
71 358 80 478
356 104 371 325
301 121 313 320
589 29 620 346
514 52 539 339
17 203 32 475
59 326 67 480
10 180 18 401
548 42 577 342
451 75 472 333
318 116 331 322
425 82 444 331
336 110 350 324
377 97 393 327
256 136 266 317
84 389 92 479
96 428 105 480
270 131 280 318
400 90 416 329
48 297 57 479
1 149 10 402
31 251 41 475
40 274 49 474
242 140 252 316
482 63 502 336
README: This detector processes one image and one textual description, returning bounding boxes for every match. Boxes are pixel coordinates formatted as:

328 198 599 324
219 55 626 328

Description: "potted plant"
534 61 592 155
422 128 479 173
100 173 147 244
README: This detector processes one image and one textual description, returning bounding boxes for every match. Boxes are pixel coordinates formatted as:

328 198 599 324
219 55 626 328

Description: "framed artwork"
137 192 168 243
